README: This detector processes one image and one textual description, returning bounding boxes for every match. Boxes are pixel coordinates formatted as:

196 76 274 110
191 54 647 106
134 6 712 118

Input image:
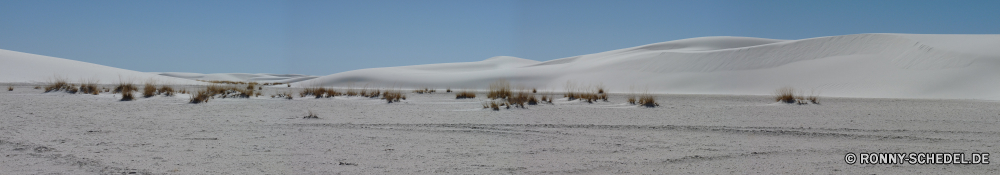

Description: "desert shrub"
44 76 71 92
446 88 452 93
34 86 40 89
382 88 404 103
506 88 530 108
142 81 157 98
773 87 796 103
66 84 79 94
158 85 174 96
482 100 502 111
115 79 137 101
456 90 476 99
532 88 537 93
487 80 511 99
7 86 11 91
527 95 539 105
79 79 100 95
189 90 211 103
638 92 659 107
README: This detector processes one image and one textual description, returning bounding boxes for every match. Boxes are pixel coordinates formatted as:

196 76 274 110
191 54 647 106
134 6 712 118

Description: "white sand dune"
297 33 1000 100
0 49 201 85
155 72 317 84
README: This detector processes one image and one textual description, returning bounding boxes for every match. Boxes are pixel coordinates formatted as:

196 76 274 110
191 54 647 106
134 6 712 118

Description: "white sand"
297 33 1000 100
1 87 998 174
154 72 317 84
2 33 999 174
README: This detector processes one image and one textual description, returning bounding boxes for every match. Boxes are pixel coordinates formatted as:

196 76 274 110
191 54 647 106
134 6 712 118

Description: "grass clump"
773 87 796 104
142 81 157 98
455 90 476 99
44 76 71 92
117 81 137 101
382 88 404 103
773 87 820 104
446 88 452 93
158 85 175 96
79 79 100 95
7 86 12 91
304 110 319 119
487 80 511 99
189 89 211 103
482 100 502 111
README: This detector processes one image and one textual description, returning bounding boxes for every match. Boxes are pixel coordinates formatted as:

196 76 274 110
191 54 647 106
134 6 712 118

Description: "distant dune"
155 72 317 84
0 49 201 84
3 33 999 99
296 33 1000 100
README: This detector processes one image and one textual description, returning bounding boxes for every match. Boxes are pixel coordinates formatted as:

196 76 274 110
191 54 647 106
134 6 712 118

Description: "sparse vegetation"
773 87 820 104
158 85 175 96
79 79 100 95
482 100 502 111
7 86 11 91
413 88 435 94
115 78 137 101
446 88 452 93
142 81 157 98
638 93 659 107
455 90 476 99
487 80 511 99
773 87 796 104
44 76 71 92
382 88 404 103
189 89 210 103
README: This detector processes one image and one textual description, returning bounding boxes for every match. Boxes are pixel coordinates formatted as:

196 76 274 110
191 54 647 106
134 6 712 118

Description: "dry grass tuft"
44 76 71 92
34 86 40 90
158 85 175 96
455 90 476 99
79 79 100 95
446 88 452 93
382 88 404 103
506 87 531 108
115 79 137 101
638 93 659 107
482 100 502 111
487 80 511 99
189 89 211 104
142 81 157 98
7 86 12 91
773 87 796 104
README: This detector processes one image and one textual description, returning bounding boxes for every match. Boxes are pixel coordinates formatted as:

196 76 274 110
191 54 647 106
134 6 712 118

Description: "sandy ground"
2 85 999 174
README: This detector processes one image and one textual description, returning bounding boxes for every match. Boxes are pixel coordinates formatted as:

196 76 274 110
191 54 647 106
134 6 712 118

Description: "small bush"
482 100 502 111
189 90 211 103
7 86 11 91
382 88 403 103
158 85 175 96
446 88 452 93
115 79 137 101
455 90 476 99
487 80 511 99
142 81 157 98
79 79 100 95
44 76 71 92
773 87 796 103
638 93 659 107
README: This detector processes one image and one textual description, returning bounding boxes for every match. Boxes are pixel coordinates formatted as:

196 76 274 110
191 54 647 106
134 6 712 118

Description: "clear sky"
2 0 998 76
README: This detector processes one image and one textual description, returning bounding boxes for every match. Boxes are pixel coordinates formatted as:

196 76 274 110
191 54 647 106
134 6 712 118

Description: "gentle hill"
297 33 1000 99
0 49 201 85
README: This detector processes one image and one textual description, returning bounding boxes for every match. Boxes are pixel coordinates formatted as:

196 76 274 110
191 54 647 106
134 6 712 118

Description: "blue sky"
1 0 998 75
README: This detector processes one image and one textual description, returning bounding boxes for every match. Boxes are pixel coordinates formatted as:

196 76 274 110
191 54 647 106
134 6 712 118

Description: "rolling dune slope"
298 33 1000 100
0 49 201 84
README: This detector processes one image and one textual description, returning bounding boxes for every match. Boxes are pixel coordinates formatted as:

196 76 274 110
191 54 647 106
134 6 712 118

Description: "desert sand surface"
1 86 998 174
2 33 1000 174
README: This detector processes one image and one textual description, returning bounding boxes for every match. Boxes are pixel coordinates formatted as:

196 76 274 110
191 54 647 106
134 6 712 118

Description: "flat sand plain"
2 86 999 174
